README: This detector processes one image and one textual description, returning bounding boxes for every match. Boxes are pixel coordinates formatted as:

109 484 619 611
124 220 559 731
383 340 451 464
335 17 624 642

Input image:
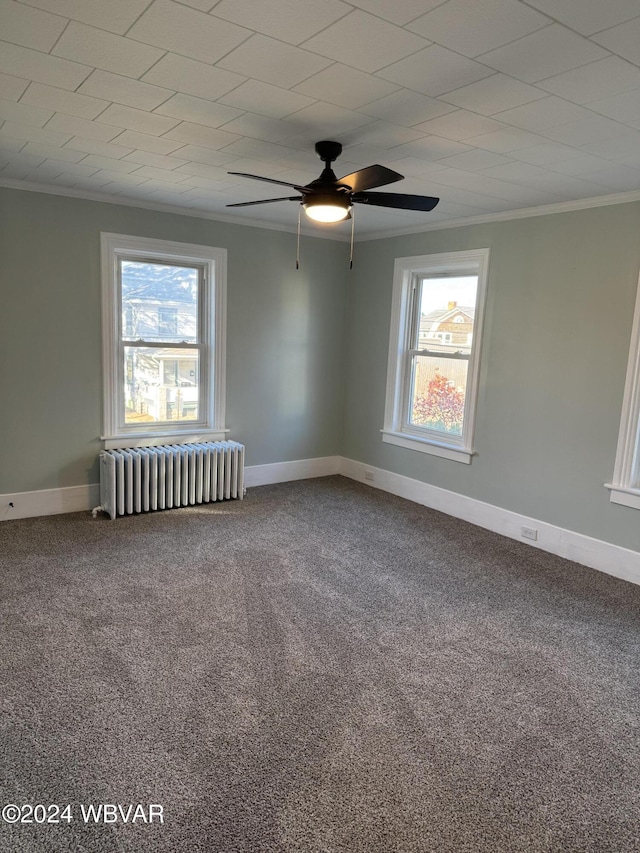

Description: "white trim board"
1 484 101 522
3 178 640 243
2 456 638 589
340 458 640 587
244 456 341 487
0 457 341 522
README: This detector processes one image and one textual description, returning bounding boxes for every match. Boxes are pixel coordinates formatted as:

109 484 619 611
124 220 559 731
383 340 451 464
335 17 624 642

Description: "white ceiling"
3 0 640 238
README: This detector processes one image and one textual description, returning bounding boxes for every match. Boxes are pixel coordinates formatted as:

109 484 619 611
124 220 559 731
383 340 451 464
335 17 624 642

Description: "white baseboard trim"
1 483 101 522
3 457 638 588
244 455 342 487
339 458 640 587
0 457 341 522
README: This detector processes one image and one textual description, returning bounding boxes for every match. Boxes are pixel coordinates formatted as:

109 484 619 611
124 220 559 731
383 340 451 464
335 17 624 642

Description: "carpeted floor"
1 475 639 853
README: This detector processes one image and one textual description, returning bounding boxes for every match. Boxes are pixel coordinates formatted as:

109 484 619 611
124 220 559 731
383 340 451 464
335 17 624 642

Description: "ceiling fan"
226 140 440 224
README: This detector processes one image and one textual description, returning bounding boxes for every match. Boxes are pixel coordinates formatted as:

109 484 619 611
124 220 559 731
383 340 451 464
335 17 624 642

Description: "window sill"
102 429 229 451
605 483 640 510
381 430 474 464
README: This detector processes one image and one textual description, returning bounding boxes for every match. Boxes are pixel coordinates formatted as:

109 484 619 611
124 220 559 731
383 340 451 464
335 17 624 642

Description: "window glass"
409 276 477 440
121 261 198 344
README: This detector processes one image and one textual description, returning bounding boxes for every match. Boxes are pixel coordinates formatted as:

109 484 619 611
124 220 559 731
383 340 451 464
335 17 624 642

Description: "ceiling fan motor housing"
315 140 343 165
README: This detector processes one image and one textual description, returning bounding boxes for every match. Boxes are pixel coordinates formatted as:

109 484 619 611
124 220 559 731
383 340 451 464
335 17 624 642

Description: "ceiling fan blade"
226 196 301 208
337 164 403 193
228 171 309 193
353 191 440 212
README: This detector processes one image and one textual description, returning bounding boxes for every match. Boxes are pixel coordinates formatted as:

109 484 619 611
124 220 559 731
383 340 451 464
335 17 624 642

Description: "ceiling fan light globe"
304 196 351 223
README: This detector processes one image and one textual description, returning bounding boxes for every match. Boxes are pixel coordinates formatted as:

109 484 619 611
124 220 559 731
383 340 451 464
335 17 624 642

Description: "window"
383 249 489 464
101 234 226 449
607 266 640 509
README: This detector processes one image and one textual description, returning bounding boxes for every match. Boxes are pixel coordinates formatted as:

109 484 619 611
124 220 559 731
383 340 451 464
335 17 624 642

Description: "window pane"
124 346 199 424
417 275 477 355
121 260 198 343
409 356 468 436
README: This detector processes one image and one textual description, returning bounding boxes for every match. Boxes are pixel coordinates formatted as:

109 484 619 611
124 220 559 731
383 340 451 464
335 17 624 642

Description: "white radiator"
96 441 245 520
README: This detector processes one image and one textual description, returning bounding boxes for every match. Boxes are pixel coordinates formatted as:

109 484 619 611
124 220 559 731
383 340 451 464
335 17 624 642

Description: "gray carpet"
1 475 639 853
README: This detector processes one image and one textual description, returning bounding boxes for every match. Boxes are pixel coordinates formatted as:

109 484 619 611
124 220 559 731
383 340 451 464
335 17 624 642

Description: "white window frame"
607 266 640 509
382 249 490 464
100 233 227 450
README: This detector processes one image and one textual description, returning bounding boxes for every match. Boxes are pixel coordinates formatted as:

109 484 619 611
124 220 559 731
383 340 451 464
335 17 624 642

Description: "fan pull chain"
349 206 355 269
296 204 301 270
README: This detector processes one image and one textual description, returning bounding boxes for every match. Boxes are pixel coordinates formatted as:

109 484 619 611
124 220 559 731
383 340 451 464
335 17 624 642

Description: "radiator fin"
99 441 244 520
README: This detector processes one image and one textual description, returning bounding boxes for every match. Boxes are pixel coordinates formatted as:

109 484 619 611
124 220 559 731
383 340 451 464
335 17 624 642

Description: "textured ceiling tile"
52 22 164 79
216 137 311 166
377 45 494 97
384 136 472 160
0 72 29 102
523 0 640 36
217 113 296 143
0 120 72 146
12 0 155 34
77 154 141 173
77 71 173 112
0 42 91 91
493 96 594 131
584 89 640 124
163 144 237 166
216 34 332 88
540 115 633 146
0 0 67 52
20 83 108 120
591 17 640 66
407 0 550 58
478 24 608 83
537 57 640 105
300 10 429 73
415 110 506 140
128 0 250 64
462 127 549 153
509 142 586 165
283 102 377 137
293 64 399 110
441 74 547 115
358 90 457 125
142 54 246 101
22 142 86 163
110 130 185 155
344 0 444 26
154 94 243 128
211 0 351 45
437 149 515 171
218 80 315 119
62 137 135 158
0 98 52 128
97 104 180 136
127 164 189 183
122 149 188 170
45 113 122 141
162 122 242 149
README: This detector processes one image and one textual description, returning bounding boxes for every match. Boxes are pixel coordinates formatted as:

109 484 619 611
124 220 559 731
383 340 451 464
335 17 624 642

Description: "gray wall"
341 202 640 552
3 186 640 554
0 187 348 492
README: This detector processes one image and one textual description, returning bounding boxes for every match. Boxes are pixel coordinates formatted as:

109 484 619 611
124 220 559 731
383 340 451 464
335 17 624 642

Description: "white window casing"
607 265 640 509
382 249 490 464
101 233 227 450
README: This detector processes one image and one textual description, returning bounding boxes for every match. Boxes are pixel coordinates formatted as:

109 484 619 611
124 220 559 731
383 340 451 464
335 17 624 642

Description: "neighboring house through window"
101 233 227 449
607 265 640 509
383 249 490 464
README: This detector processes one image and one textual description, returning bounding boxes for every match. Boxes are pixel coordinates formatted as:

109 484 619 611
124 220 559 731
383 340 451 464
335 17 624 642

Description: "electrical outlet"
521 526 538 541
364 471 374 482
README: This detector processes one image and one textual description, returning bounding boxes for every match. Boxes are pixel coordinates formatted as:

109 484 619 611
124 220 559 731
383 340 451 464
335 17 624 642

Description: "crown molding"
0 178 349 242
357 189 640 241
3 178 640 243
